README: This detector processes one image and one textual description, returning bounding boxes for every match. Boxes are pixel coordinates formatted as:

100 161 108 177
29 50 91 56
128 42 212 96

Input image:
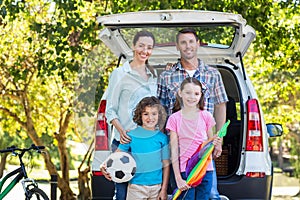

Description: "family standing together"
101 28 228 200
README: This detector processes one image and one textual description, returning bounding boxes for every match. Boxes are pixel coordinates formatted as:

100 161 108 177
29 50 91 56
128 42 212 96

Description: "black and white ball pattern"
106 152 136 183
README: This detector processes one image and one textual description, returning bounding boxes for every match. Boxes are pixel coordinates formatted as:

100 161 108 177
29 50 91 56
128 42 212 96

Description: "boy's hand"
157 189 167 200
100 163 112 181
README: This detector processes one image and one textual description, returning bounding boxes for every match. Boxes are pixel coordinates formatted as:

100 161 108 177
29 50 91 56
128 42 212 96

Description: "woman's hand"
165 62 174 70
120 129 131 144
100 163 112 181
111 119 131 144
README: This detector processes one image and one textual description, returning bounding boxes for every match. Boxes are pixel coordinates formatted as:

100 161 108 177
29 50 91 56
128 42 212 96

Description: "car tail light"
95 100 109 151
92 171 103 176
245 99 266 178
246 99 263 152
246 172 265 178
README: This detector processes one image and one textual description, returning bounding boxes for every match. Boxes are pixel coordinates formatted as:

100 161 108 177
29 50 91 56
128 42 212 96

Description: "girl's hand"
100 163 112 181
213 136 223 158
175 177 190 191
120 129 131 144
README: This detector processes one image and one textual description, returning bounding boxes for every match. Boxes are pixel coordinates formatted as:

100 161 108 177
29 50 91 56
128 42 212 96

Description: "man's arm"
214 102 226 131
213 102 226 156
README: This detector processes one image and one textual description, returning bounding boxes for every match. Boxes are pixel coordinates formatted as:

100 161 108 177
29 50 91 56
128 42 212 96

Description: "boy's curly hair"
133 96 167 130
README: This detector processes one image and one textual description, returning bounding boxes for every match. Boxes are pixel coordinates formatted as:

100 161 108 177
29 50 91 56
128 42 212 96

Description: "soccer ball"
105 152 136 183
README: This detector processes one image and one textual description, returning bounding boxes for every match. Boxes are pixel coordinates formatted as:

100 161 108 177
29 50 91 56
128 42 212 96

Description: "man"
157 28 228 199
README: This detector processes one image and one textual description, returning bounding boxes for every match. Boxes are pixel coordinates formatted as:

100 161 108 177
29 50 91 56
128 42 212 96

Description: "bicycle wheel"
26 187 49 200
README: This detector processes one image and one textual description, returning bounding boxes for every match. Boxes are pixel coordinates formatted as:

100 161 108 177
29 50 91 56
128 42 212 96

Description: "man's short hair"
176 28 199 43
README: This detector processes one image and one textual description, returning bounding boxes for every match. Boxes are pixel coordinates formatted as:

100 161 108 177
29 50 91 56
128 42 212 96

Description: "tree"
0 0 103 198
242 2 300 177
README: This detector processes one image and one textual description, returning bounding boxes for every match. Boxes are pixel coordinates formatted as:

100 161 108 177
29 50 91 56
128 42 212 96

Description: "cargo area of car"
216 67 242 178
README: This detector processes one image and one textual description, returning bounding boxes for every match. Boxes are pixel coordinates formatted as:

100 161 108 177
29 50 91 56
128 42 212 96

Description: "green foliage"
75 45 116 116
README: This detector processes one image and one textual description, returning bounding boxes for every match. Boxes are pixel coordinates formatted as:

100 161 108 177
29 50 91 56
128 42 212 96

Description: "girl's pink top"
166 110 216 172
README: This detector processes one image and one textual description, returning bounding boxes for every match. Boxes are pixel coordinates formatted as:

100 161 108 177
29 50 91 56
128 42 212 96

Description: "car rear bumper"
91 173 273 200
218 174 273 200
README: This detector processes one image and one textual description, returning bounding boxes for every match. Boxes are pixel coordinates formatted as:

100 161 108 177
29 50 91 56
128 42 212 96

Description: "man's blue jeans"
210 161 221 200
111 139 128 200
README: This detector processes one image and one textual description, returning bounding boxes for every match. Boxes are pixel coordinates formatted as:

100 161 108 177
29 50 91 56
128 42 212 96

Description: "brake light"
246 172 265 178
92 171 103 176
246 99 263 151
95 100 109 150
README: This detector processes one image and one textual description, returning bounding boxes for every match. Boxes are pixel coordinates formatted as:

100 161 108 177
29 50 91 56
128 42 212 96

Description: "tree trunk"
78 167 91 200
55 132 70 184
0 153 8 178
77 139 94 200
54 109 74 199
278 139 283 169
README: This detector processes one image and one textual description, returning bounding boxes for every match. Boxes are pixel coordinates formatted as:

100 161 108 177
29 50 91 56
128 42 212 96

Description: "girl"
103 96 170 200
166 77 222 200
103 30 157 199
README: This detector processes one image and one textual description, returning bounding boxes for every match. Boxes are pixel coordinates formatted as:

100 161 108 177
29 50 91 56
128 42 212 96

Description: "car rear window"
119 25 235 49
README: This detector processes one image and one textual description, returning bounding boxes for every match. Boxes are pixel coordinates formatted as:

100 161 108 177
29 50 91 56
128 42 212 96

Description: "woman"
102 30 157 200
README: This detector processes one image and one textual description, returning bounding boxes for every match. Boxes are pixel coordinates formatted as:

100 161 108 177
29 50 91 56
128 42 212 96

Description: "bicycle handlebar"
0 144 45 153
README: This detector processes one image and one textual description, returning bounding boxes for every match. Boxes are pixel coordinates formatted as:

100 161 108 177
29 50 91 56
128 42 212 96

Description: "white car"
91 10 282 200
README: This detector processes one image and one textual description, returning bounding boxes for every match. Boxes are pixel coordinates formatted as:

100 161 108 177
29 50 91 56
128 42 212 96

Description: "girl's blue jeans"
176 171 213 200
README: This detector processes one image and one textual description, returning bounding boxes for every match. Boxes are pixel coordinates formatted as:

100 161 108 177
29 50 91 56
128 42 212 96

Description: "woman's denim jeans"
111 139 128 200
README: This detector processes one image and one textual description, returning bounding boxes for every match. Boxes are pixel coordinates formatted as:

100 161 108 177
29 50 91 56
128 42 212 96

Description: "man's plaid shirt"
157 59 228 116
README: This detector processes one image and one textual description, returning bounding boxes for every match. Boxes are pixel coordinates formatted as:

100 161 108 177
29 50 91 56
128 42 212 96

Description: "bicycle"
0 144 49 200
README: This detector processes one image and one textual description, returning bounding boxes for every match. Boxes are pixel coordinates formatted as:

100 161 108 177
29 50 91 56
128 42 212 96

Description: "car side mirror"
266 123 283 137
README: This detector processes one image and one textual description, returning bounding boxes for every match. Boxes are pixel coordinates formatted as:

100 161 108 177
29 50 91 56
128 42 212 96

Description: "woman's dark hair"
133 96 166 130
172 77 205 113
133 30 155 46
132 30 157 77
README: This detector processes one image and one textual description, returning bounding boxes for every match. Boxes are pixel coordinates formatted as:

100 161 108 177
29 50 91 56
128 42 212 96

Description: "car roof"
97 10 256 65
